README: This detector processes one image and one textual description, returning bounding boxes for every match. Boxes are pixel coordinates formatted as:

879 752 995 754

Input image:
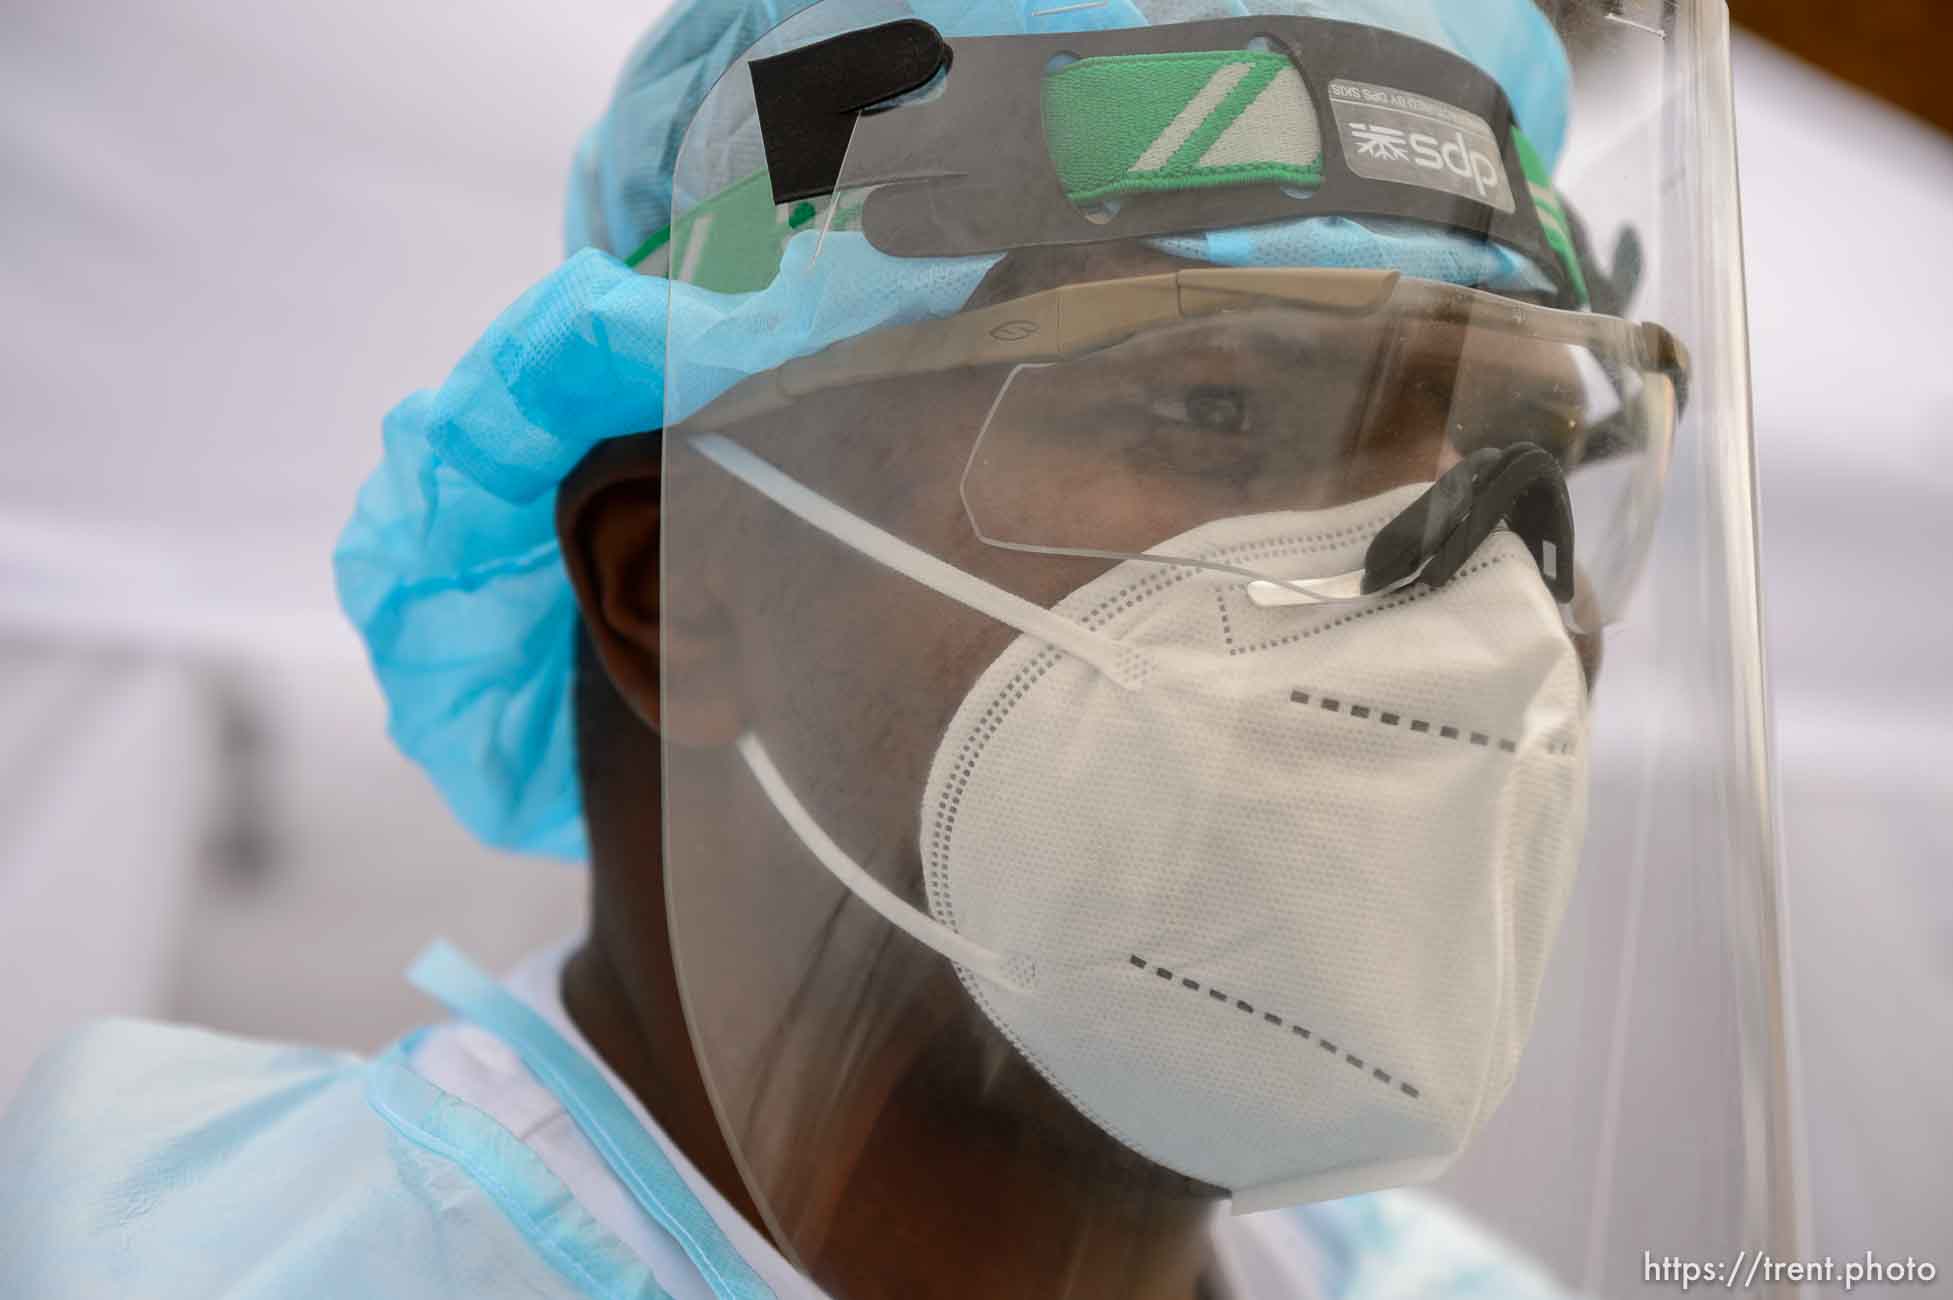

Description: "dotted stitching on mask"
1127 955 1421 1100
926 647 1063 935
1293 676 1577 756
1288 689 1572 755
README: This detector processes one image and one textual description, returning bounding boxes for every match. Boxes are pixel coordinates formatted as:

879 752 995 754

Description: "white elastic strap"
735 733 1031 994
691 434 1149 690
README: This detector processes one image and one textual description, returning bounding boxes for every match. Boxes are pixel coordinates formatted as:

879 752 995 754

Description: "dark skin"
553 242 1602 1299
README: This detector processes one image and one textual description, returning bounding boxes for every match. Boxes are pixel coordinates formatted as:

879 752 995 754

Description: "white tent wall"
0 643 212 1104
1 2 1948 1289
0 0 635 1091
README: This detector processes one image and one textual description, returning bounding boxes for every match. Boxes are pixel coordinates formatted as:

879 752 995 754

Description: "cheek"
709 369 1121 842
728 533 1020 872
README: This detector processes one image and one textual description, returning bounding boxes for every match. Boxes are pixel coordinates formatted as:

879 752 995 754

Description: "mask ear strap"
736 733 1034 994
690 434 1151 689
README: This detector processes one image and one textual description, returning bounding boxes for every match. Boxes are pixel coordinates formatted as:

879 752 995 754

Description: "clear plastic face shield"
654 3 1796 1296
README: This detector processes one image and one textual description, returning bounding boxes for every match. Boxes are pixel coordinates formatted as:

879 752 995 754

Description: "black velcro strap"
750 19 950 205
1363 444 1575 602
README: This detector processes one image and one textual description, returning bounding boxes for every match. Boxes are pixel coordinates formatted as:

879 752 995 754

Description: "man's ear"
557 432 745 746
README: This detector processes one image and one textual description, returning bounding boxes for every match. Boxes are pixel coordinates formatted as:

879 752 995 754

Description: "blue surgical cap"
336 0 1573 860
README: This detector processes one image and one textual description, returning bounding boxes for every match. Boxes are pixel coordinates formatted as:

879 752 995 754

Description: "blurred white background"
0 0 638 1088
2 0 1948 1286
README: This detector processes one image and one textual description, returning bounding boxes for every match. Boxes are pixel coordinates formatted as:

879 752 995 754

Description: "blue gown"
0 944 1570 1299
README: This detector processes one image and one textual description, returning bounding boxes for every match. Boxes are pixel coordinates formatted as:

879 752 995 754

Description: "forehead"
689 243 1207 465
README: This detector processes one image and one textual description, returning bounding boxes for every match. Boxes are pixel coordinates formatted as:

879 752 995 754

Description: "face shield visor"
651 3 1797 1296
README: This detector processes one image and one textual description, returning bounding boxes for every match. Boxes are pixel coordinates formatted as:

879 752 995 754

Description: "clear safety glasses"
685 266 1684 620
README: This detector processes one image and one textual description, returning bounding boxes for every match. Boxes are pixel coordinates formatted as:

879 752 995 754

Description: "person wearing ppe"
2 1 1799 1297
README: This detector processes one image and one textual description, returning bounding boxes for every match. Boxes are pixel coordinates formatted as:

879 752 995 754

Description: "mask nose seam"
1220 551 1514 658
1126 955 1423 1102
1074 508 1407 634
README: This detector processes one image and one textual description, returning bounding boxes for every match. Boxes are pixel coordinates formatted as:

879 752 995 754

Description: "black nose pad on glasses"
1361 443 1575 603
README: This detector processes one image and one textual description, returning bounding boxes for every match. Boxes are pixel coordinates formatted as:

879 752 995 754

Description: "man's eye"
1150 385 1250 435
1123 385 1274 483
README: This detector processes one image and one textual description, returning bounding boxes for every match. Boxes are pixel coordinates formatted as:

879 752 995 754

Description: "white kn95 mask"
693 432 1589 1212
